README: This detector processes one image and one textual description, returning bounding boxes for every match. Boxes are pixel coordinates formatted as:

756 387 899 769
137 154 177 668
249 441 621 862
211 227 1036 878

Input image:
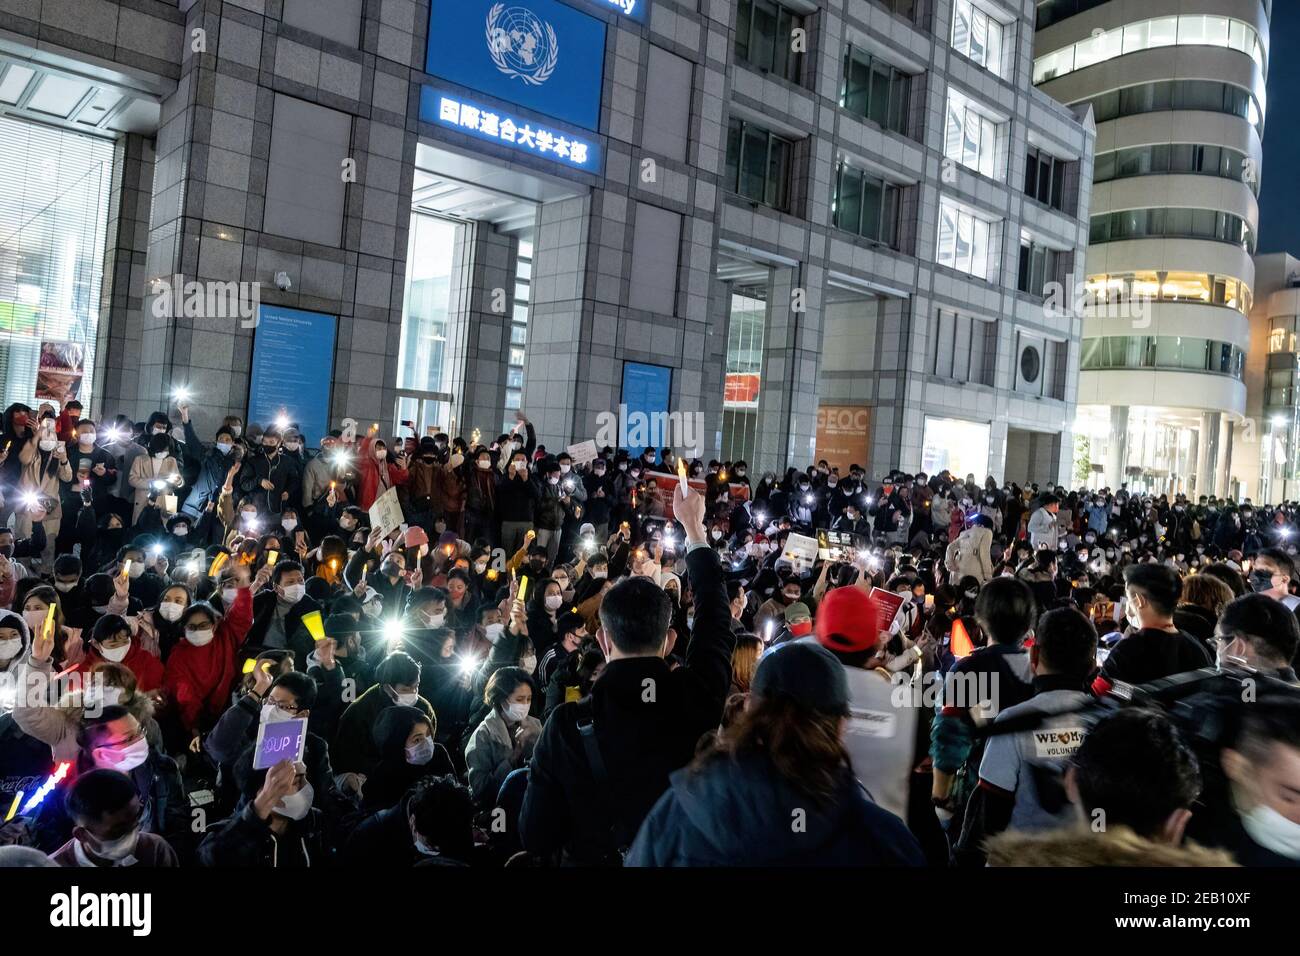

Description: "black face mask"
0 545 12 558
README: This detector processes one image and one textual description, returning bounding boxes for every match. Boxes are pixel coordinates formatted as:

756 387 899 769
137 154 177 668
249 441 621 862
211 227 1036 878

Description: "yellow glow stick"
266 550 279 567
120 559 131 579
43 604 56 642
208 552 229 578
4 791 21 823
302 610 325 642
517 576 529 604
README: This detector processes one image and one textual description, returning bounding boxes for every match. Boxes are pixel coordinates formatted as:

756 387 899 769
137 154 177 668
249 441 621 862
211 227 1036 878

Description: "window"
952 0 1006 78
1044 340 1068 400
841 46 911 136
1034 14 1264 84
832 162 901 247
1270 318 1297 355
945 89 1001 180
0 116 114 410
1089 208 1255 253
1024 146 1071 210
1085 272 1252 315
1092 143 1258 195
1081 81 1262 132
936 198 994 279
1080 335 1245 380
725 117 793 210
932 309 996 385
1018 240 1063 298
735 0 805 85
501 239 533 431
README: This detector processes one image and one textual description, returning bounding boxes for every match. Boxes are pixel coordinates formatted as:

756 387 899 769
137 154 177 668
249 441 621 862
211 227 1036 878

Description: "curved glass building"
1034 1 1270 496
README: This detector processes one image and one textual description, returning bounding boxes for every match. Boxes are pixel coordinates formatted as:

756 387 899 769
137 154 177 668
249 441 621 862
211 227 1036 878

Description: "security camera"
273 271 292 292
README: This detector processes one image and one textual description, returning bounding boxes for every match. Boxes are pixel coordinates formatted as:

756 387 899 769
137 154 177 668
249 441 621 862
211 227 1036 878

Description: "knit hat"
814 585 881 654
751 641 849 717
403 526 429 549
785 601 811 623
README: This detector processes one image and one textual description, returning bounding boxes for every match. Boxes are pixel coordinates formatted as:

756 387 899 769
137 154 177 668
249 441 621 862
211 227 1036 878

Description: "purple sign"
253 718 308 770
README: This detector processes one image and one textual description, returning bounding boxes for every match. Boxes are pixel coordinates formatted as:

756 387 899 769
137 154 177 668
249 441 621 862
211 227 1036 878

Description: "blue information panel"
426 0 607 132
420 85 602 173
247 305 337 448
621 361 672 452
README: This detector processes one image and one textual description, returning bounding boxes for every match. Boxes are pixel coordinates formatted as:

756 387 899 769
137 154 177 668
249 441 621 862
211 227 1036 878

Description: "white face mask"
87 827 140 863
274 782 314 821
23 609 45 633
591 570 607 580
1238 792 1300 860
39 438 57 451
260 702 296 724
185 627 214 647
423 612 446 628
394 690 419 706
94 736 150 772
477 460 491 470
98 642 131 663
520 655 537 672
363 602 382 619
405 738 435 766
484 622 505 644
282 519 298 532
0 637 23 661
221 588 239 606
560 464 571 473
545 595 563 611
502 701 530 723
231 426 242 437
375 449 387 461
78 436 95 448
279 583 306 604
513 461 527 473
54 580 77 593
158 601 185 623
172 526 189 537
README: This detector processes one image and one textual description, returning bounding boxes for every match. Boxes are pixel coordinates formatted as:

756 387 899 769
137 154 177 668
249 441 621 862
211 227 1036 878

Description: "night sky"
1258 3 1300 254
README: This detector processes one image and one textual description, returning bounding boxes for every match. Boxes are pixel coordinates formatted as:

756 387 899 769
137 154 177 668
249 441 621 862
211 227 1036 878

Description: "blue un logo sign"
486 4 559 87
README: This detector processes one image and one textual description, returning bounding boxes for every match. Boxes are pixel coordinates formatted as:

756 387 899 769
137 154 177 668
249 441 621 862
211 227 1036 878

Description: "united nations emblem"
486 4 559 87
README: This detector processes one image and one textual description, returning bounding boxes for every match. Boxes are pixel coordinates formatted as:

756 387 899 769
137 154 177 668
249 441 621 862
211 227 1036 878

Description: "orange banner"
816 405 871 473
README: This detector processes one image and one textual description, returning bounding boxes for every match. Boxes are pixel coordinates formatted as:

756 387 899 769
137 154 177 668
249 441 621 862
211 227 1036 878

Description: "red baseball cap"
814 586 881 654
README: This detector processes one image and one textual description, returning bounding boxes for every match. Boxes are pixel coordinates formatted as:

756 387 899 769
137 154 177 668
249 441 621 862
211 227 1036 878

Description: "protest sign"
253 717 308 770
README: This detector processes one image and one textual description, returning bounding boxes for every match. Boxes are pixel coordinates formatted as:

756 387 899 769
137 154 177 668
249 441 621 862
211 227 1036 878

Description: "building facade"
1034 0 1271 496
1239 252 1300 502
0 0 1091 482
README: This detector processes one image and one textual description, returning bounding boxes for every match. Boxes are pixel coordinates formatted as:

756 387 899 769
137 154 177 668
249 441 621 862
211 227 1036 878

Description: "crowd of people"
0 395 1297 869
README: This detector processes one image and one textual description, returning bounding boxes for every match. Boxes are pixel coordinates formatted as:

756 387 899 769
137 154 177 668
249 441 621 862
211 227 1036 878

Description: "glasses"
269 697 303 714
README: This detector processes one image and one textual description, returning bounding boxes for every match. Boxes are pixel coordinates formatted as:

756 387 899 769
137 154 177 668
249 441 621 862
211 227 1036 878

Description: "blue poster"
247 305 337 448
621 361 672 452
426 0 607 132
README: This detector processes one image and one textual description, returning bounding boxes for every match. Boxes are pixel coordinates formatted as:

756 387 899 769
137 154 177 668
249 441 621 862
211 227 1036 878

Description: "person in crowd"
361 704 456 812
1092 564 1212 694
52 768 179 867
963 607 1099 863
625 641 925 866
985 709 1232 866
464 666 540 809
520 483 736 864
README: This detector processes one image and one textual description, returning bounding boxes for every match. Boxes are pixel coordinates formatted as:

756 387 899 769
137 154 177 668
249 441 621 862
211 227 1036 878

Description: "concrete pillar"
93 134 154 420
1105 405 1128 490
445 222 516 438
753 262 823 474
